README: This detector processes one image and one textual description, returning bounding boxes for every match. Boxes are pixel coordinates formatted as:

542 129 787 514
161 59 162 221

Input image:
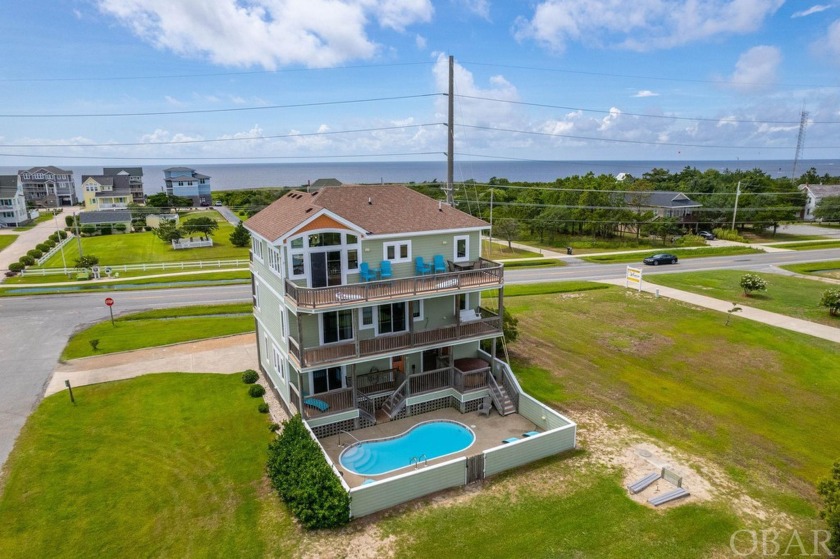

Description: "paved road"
1 247 838 469
214 205 241 226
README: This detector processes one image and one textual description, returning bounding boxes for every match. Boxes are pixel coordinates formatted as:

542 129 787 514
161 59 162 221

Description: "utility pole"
731 181 741 231
444 55 455 206
791 109 808 181
489 189 494 246
74 213 83 258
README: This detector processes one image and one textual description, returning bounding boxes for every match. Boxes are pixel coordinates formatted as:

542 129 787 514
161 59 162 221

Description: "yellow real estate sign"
626 266 643 292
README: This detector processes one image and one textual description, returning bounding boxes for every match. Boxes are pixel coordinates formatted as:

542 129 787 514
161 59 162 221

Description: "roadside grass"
0 235 18 253
515 235 668 255
384 466 738 559
61 303 255 360
39 216 246 267
0 374 297 559
499 258 565 269
506 286 840 514
645 270 840 326
483 281 609 301
741 231 827 242
582 246 763 263
481 240 542 260
4 268 250 285
781 260 840 280
12 212 55 231
766 240 840 250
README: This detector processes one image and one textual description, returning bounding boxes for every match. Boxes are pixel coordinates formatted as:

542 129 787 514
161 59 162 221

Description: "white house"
799 183 840 221
0 175 30 227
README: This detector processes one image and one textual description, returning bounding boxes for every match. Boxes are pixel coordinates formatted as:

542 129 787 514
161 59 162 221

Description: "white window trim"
359 306 375 330
251 237 264 262
412 300 424 322
307 366 346 395
374 302 409 336
383 240 412 263
453 235 470 262
318 309 355 346
273 345 285 382
286 230 359 283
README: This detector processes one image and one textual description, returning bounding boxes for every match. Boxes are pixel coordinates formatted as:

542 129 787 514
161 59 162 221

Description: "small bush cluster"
675 234 706 247
27 249 43 259
8 262 24 273
713 228 747 243
241 369 259 384
19 255 35 266
820 289 840 316
258 403 269 413
740 273 768 296
266 414 350 529
36 242 51 252
248 384 266 398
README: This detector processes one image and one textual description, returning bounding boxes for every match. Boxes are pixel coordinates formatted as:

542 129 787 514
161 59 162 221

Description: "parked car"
214 200 223 207
698 230 716 240
643 253 679 265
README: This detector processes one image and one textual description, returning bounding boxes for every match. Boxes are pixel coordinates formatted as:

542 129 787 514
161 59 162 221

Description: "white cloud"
95 0 434 69
792 4 832 18
514 0 784 53
819 18 840 60
432 54 519 127
728 45 781 92
415 34 427 49
633 90 659 97
456 0 490 20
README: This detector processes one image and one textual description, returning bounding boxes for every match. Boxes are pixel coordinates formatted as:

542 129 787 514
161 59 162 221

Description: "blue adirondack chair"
432 254 446 274
415 256 432 275
359 262 378 282
379 260 393 280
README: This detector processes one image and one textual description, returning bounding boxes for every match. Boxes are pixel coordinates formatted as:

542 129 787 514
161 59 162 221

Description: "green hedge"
266 414 350 529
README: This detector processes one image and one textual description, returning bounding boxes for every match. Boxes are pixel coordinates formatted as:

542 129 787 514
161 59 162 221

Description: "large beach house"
246 184 576 517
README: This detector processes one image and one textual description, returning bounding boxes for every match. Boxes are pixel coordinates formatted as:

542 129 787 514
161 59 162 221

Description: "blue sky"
2 0 840 166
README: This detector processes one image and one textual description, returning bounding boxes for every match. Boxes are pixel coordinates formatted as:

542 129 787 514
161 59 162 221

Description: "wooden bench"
648 487 690 506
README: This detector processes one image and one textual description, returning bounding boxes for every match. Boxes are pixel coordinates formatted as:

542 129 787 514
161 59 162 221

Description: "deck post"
297 312 305 367
351 363 357 407
352 308 360 359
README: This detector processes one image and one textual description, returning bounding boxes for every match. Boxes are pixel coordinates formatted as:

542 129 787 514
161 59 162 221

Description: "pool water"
339 420 475 476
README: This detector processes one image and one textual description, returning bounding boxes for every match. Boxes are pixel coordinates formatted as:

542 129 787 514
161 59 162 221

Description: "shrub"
144 226 152 232
89 339 100 351
820 289 840 316
248 384 266 398
713 228 747 243
818 459 840 555
49 232 60 242
27 249 43 259
44 239 56 248
674 234 706 247
75 255 100 269
740 273 768 296
65 215 76 228
36 243 50 252
241 369 259 384
8 262 24 273
114 223 127 233
81 225 96 236
58 230 68 239
258 403 270 413
19 255 35 266
100 225 112 236
266 414 350 529
269 422 280 432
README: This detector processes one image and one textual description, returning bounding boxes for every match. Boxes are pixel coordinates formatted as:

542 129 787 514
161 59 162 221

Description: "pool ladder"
338 430 362 448
410 454 428 470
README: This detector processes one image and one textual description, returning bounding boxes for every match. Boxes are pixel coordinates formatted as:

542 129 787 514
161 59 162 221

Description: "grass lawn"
481 240 542 260
506 286 840 515
61 303 255 360
516 235 668 255
4 268 250 285
582 245 763 263
12 212 56 231
40 213 247 267
645 270 840 327
766 240 840 250
0 374 297 559
781 260 840 280
498 258 565 269
0 234 18 253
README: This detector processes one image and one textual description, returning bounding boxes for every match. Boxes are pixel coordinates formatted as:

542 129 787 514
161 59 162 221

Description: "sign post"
105 297 115 326
625 266 643 292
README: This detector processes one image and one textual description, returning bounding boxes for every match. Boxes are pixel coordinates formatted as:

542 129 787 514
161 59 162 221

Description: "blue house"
163 167 211 206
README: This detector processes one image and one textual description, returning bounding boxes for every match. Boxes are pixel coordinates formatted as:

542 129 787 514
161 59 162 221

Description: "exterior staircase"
380 379 408 419
488 373 515 416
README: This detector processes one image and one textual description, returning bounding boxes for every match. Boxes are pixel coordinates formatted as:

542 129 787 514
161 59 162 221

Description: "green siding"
518 393 574 430
483 425 576 477
349 458 466 517
306 409 359 428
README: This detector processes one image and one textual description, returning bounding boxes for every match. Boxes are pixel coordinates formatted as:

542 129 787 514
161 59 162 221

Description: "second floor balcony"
284 257 503 311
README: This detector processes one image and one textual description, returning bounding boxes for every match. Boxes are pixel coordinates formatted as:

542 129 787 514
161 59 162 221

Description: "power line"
0 123 444 148
0 94 443 119
0 151 443 161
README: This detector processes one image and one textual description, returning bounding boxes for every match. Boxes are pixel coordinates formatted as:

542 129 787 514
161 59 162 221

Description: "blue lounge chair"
415 256 432 275
359 262 378 282
303 397 330 412
502 437 519 444
432 254 446 274
379 260 393 280
523 431 540 437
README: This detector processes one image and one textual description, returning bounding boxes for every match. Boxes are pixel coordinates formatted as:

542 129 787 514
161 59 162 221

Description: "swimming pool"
339 420 475 476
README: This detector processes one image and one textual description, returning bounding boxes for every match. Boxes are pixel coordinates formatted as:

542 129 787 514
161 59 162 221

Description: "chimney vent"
368 197 372 205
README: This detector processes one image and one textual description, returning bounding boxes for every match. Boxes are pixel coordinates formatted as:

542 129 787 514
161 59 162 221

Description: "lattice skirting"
311 418 356 439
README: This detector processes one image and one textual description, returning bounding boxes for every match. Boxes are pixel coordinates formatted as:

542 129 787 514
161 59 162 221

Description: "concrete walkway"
0 209 76 275
600 278 840 344
46 333 258 396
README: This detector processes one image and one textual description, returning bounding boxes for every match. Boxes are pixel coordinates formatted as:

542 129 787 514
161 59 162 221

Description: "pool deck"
319 407 538 488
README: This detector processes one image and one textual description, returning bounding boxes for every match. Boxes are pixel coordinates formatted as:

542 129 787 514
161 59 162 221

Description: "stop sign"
105 297 114 306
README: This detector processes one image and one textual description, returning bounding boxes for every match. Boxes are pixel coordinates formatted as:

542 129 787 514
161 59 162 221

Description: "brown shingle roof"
246 185 488 241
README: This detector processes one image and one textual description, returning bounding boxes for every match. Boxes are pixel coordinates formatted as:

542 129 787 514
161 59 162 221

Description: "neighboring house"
18 166 78 207
0 175 30 227
103 167 144 204
624 191 702 221
163 167 211 206
78 209 132 232
799 183 840 220
245 184 576 518
81 175 132 210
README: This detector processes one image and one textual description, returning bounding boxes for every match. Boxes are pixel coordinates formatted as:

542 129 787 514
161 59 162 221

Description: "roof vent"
368 197 372 205
305 208 312 213
438 201 442 212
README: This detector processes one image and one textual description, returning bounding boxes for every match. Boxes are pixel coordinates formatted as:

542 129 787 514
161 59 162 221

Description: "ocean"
2 159 838 195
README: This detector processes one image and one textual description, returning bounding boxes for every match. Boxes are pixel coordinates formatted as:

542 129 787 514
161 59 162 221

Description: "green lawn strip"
766 240 840 250
582 246 763 263
40 221 247 267
741 231 828 242
384 465 739 559
5 268 250 285
481 240 542 260
12 213 55 231
781 260 840 280
0 374 297 559
483 281 609 300
0 235 18 253
645 270 840 327
499 258 565 269
62 313 255 360
515 237 671 255
117 302 253 320
505 288 840 514
0 275 250 297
